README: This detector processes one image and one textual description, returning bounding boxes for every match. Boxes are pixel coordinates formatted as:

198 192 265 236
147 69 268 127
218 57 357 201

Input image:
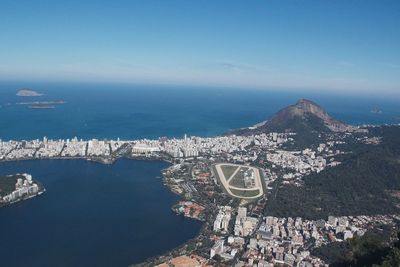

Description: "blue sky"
0 0 399 95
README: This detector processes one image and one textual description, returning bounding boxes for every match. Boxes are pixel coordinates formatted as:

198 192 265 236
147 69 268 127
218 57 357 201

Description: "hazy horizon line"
1 76 400 100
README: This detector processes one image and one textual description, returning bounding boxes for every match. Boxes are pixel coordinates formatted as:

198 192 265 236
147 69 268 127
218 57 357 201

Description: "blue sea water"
0 81 399 266
0 81 399 141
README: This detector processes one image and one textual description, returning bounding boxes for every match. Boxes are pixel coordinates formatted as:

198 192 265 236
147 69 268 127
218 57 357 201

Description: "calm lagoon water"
0 159 201 267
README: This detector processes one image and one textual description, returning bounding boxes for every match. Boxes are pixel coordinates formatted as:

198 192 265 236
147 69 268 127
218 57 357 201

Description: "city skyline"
0 0 399 96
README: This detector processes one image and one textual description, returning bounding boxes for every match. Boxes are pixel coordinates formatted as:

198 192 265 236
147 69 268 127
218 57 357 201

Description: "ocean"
1 81 399 141
0 81 399 266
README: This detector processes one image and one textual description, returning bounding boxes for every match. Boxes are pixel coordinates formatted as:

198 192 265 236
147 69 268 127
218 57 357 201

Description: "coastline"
0 173 46 208
0 189 46 208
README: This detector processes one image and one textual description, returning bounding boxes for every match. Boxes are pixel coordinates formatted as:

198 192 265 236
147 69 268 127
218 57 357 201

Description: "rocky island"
16 88 43 97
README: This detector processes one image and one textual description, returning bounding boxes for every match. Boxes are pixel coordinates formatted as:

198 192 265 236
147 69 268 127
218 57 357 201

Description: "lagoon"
0 159 201 267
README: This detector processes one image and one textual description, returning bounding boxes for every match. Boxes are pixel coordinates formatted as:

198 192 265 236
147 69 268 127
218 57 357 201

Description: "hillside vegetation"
265 126 400 220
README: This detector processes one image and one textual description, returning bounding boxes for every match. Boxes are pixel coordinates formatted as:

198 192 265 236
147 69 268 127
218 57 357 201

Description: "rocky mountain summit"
234 98 357 135
263 98 353 132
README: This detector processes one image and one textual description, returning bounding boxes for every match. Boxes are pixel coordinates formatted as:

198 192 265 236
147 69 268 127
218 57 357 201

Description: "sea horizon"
1 81 399 142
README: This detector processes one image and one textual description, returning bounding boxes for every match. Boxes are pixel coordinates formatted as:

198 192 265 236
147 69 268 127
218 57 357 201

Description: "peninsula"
0 173 45 206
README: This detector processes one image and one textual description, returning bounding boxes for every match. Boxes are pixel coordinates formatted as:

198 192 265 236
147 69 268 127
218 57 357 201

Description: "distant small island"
16 88 43 97
16 100 65 109
28 105 56 109
17 100 65 105
371 107 383 114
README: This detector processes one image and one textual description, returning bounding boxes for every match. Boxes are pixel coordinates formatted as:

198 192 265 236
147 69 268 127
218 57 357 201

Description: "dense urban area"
0 173 44 206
